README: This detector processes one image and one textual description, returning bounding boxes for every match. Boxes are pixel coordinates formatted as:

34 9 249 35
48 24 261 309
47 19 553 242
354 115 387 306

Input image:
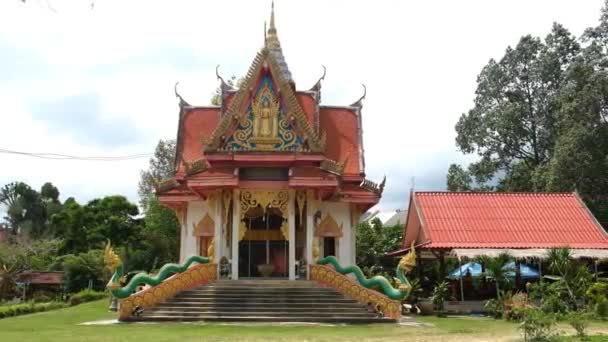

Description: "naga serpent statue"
316 242 417 301
104 241 210 299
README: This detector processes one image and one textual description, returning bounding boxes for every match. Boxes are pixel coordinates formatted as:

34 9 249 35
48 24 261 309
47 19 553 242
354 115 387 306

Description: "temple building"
156 4 384 281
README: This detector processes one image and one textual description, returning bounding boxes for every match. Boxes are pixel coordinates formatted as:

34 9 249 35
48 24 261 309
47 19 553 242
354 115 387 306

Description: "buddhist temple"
156 3 385 281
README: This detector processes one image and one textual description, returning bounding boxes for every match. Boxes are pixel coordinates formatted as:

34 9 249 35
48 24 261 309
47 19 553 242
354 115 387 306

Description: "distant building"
363 209 408 226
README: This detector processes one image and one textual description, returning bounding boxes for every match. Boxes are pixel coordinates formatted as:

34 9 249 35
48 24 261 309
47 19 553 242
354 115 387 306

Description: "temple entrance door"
238 205 288 278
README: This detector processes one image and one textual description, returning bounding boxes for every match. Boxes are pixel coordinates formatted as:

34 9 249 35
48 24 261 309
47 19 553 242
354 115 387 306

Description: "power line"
0 148 153 161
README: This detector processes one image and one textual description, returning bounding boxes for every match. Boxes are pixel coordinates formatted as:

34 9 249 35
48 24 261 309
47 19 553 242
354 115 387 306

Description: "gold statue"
207 238 215 260
252 85 280 144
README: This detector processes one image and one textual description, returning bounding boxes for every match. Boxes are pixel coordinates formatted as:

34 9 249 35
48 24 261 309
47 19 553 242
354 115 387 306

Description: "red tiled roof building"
390 192 608 258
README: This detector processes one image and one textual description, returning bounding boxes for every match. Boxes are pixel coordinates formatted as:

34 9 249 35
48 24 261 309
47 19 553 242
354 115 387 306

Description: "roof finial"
266 1 280 49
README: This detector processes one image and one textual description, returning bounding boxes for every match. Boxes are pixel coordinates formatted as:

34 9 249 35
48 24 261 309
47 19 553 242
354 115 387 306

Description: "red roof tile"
406 192 608 249
319 106 361 175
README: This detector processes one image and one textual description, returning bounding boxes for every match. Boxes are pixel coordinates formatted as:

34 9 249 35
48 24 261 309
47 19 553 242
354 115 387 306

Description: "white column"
305 191 314 279
231 189 240 280
179 207 187 263
288 190 296 280
213 192 222 274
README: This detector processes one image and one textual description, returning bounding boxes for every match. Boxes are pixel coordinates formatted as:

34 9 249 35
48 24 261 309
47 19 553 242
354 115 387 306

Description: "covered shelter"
389 192 608 300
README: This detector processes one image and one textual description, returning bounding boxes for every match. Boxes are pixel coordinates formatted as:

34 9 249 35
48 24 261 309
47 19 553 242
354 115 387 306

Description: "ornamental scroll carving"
239 190 289 241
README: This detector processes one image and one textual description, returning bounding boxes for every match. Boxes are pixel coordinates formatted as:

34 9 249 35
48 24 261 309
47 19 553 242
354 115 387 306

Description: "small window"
239 167 289 181
323 237 336 257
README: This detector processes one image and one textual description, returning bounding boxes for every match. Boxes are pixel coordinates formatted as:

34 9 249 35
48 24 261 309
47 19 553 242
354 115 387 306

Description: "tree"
477 253 513 297
137 139 176 210
356 218 403 274
449 3 608 227
446 164 472 191
453 24 580 191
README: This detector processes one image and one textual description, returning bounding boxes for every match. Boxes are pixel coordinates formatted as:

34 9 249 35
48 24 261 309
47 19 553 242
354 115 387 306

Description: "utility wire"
0 148 152 161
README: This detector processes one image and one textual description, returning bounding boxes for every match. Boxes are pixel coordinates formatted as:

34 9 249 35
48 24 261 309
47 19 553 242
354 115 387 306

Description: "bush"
69 289 107 306
431 281 449 317
595 297 608 320
518 307 555 341
0 302 67 319
566 310 592 338
484 298 504 319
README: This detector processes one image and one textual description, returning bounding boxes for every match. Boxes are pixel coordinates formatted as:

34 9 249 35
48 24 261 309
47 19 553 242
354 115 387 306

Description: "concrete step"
150 305 369 312
173 292 351 299
153 302 367 309
129 279 393 323
167 297 359 304
132 315 394 324
143 310 378 318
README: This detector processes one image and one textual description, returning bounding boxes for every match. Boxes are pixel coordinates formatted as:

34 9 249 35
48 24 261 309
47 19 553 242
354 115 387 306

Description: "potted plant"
257 264 275 278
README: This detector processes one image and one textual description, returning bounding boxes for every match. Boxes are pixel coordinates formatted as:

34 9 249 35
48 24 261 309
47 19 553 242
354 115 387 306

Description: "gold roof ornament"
192 213 215 237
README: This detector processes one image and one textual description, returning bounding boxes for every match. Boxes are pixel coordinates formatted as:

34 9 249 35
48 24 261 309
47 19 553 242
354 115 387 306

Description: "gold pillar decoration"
280 221 289 240
296 190 306 222
238 190 289 240
222 190 232 225
312 238 320 262
174 206 185 226
207 237 215 260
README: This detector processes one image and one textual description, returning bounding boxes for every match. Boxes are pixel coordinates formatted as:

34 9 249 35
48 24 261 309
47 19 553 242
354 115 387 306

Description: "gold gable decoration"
192 213 215 237
238 190 289 241
315 213 343 237
205 48 324 153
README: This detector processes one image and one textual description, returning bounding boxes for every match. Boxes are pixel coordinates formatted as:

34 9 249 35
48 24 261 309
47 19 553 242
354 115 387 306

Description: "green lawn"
0 300 605 342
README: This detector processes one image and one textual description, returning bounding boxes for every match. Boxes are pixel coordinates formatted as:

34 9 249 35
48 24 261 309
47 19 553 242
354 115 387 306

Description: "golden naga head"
104 240 122 272
398 242 417 273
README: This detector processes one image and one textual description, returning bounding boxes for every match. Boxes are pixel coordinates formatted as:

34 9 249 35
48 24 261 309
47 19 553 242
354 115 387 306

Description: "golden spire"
266 1 281 49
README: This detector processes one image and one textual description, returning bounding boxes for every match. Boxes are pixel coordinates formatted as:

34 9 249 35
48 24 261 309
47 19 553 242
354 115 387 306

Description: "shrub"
0 302 67 319
566 310 592 338
431 281 449 317
484 298 504 319
69 289 107 306
595 297 608 320
518 307 555 341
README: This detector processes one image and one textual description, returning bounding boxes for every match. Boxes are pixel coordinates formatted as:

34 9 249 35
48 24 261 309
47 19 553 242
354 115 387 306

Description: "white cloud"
0 0 604 209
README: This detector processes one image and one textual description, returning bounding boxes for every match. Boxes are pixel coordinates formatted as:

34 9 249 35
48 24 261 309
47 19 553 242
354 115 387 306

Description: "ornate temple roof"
161 3 382 210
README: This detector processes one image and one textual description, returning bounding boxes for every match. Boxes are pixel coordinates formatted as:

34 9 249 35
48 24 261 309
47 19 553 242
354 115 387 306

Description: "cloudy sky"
0 0 605 211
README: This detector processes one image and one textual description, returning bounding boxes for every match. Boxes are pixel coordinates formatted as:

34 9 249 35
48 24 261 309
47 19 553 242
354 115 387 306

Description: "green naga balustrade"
104 242 210 299
316 243 417 301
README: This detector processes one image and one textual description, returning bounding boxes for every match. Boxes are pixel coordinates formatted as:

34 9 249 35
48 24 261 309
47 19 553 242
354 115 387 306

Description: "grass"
0 300 606 341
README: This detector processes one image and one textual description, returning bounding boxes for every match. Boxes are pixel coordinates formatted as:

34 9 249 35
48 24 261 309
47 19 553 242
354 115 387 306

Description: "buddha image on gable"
252 85 280 142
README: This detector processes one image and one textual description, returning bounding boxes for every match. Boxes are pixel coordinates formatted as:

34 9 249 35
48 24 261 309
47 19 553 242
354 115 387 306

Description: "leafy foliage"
518 307 556 341
355 218 403 274
449 2 608 227
431 281 449 317
137 139 176 210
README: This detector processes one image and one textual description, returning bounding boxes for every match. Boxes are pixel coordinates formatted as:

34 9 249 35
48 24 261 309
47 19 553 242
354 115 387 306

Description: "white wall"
320 201 354 265
181 198 216 262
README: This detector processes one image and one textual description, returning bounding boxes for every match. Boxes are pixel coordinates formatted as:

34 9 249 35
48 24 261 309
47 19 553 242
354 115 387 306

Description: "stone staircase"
135 279 396 323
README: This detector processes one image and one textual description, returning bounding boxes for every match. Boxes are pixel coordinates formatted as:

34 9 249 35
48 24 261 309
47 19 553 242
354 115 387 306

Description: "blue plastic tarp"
448 261 540 280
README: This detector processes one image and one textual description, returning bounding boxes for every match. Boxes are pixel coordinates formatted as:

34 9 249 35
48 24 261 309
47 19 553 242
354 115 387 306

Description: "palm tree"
477 253 513 298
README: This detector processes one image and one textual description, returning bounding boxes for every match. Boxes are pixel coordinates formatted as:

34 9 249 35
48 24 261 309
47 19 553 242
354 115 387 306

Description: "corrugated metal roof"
414 192 608 249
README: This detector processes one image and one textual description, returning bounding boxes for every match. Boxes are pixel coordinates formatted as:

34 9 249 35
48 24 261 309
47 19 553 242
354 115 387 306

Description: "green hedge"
0 290 107 319
68 289 107 306
0 302 68 319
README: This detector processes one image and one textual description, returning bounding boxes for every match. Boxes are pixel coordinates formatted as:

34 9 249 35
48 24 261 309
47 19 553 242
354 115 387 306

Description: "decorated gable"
221 75 305 152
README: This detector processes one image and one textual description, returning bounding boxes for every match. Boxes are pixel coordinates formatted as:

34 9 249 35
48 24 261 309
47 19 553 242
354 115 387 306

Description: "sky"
0 0 605 212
